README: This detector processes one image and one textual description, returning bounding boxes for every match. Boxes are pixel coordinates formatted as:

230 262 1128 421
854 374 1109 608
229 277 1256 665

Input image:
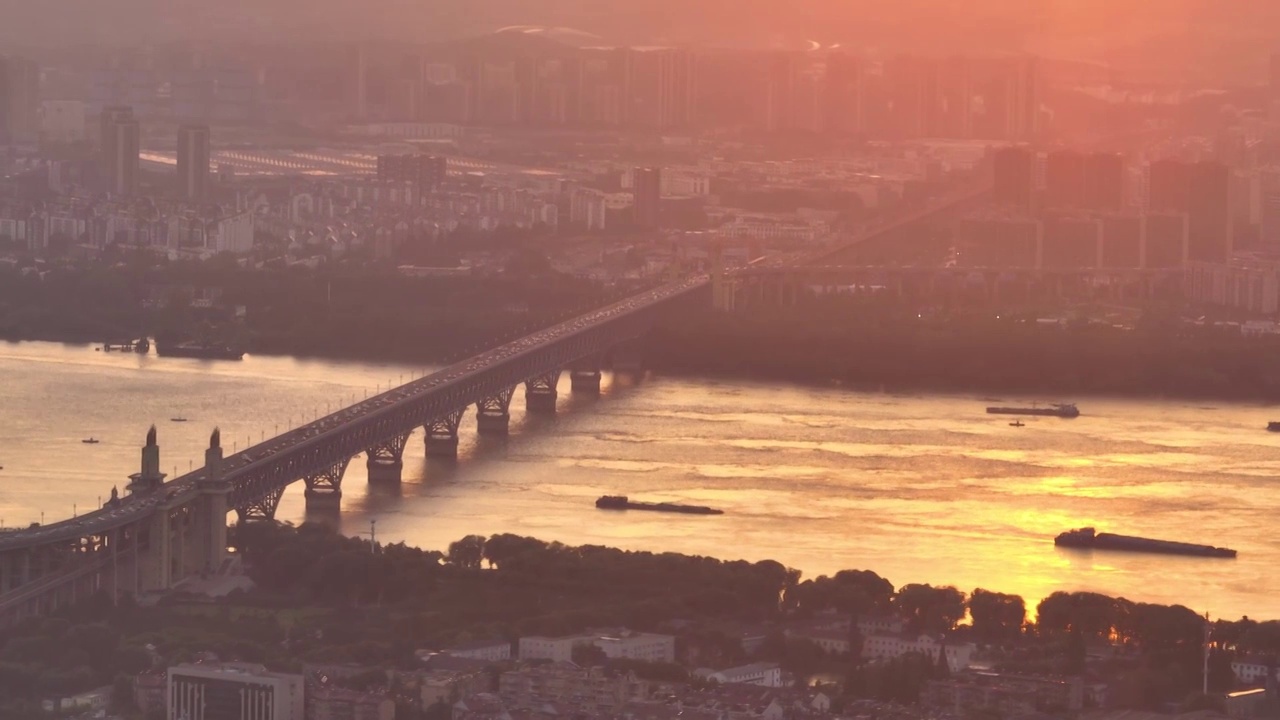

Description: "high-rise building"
992 146 1035 209
822 53 864 135
1147 159 1232 262
1083 152 1126 211
763 51 799 132
1271 53 1280 101
0 55 40 143
1261 168 1280 252
1147 158 1192 213
168 663 304 720
971 56 1039 141
351 44 368 120
100 106 139 196
625 48 696 129
883 56 941 138
1044 150 1087 208
1004 56 1039 141
632 167 661 229
177 124 210 202
1187 161 1233 262
1044 151 1125 210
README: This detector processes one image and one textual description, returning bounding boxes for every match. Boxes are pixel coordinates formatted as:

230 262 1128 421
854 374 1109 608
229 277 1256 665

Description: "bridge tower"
127 427 173 593
194 428 229 574
711 240 728 311
126 425 166 496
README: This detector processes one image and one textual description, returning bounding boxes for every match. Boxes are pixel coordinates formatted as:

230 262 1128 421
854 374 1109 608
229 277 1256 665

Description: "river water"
0 340 1276 620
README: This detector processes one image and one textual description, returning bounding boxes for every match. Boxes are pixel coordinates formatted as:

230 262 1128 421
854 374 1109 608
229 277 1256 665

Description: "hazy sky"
4 0 1278 75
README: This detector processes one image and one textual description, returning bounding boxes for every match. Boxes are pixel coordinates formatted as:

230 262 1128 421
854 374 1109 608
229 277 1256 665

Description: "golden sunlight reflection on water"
0 341 1276 618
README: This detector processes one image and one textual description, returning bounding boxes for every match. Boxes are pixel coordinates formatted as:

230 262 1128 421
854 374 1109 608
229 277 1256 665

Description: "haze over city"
2 1 1280 719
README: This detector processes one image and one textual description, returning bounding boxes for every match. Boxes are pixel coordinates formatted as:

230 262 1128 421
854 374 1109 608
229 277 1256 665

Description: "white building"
718 216 826 243
207 211 255 254
446 639 512 663
861 634 975 672
167 662 304 720
518 635 580 663
697 662 783 687
1231 657 1276 685
40 100 87 145
594 631 676 663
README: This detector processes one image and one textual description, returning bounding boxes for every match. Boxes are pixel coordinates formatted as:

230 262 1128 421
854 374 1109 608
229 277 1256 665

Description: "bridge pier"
477 387 516 437
610 340 645 374
525 370 561 414
304 458 351 512
426 409 465 460
367 432 412 484
570 369 602 394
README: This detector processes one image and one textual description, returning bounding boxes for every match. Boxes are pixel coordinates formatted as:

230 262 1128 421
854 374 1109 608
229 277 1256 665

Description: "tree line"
3 526 1276 716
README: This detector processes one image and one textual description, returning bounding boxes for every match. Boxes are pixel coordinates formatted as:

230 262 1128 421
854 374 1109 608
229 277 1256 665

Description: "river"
0 340 1275 620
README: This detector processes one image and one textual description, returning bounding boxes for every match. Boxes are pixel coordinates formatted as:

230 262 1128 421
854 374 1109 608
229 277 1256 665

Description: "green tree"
895 584 966 634
448 535 486 570
968 589 1026 643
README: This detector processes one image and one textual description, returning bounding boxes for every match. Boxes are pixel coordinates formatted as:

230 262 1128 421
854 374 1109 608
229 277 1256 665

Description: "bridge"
0 177 990 624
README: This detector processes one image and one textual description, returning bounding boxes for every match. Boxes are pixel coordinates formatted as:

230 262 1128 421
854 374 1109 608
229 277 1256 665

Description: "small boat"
170 417 188 423
1268 422 1280 432
1009 420 1025 427
81 438 100 444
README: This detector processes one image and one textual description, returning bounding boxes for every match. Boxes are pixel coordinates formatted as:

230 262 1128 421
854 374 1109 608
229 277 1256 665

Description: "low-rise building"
134 670 167 716
696 662 783 688
1186 255 1280 315
595 630 676 663
498 662 650 713
451 692 507 720
167 662 304 720
924 671 1086 718
1231 656 1276 685
307 683 395 720
446 639 512 663
417 667 491 708
861 634 975 672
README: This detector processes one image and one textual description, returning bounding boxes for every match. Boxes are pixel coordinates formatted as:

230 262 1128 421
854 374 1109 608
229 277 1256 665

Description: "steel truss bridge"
0 178 990 623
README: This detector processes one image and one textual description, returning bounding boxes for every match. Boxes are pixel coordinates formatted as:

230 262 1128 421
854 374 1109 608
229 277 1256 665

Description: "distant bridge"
0 177 990 624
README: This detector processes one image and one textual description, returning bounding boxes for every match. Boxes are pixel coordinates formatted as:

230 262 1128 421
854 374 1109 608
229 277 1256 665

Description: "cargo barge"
1055 527 1236 559
156 342 245 361
987 403 1079 418
596 495 723 515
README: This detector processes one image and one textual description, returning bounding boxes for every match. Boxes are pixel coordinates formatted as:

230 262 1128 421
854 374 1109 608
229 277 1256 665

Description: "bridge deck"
0 275 709 551
0 179 990 555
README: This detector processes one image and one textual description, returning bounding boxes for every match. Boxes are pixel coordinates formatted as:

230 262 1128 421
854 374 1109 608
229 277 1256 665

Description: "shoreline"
7 334 1280 408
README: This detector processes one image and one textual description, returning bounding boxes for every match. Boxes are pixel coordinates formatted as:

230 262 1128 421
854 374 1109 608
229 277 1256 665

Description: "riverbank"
644 309 1280 403
7 255 1280 401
